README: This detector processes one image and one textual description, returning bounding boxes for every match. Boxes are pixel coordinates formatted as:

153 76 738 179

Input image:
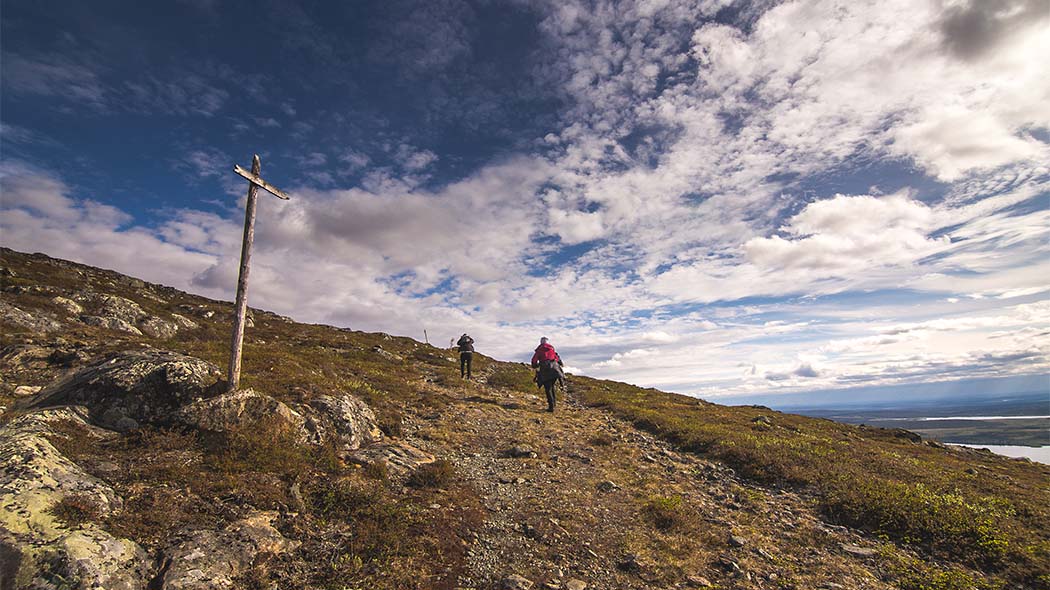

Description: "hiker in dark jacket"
457 333 475 378
530 337 564 412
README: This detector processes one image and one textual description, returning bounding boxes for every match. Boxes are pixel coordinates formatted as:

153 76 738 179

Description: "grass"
5 246 1050 590
570 377 1050 588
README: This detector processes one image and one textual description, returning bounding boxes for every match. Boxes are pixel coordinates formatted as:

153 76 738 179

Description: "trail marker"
227 154 290 391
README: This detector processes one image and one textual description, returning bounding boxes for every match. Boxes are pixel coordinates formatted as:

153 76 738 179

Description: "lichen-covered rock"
0 300 62 332
348 440 435 476
0 408 150 589
159 511 299 590
138 316 178 339
51 296 84 315
170 314 198 330
74 293 146 326
80 315 144 336
177 389 305 434
300 394 383 452
21 350 223 431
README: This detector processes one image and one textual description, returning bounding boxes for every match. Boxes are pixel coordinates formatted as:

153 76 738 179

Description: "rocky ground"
1 248 1046 590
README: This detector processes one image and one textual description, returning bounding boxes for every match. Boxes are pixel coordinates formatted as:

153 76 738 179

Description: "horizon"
2 0 1048 403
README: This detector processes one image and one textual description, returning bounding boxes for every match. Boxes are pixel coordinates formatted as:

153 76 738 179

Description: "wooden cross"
227 154 290 391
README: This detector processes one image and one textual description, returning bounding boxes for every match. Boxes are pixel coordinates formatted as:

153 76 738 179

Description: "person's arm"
556 352 563 366
531 350 541 367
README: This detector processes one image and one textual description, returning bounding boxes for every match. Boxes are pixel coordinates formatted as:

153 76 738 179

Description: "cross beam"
227 154 290 391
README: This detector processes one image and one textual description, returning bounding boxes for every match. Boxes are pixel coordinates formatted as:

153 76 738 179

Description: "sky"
2 0 1048 404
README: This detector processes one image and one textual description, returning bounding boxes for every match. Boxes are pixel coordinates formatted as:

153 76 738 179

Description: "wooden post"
228 155 260 391
226 154 290 391
424 329 429 345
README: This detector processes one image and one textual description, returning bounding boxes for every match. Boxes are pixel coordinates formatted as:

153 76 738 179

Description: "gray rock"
0 408 151 589
506 445 538 459
565 579 587 590
85 293 146 325
21 350 223 429
300 394 383 452
728 534 746 547
596 480 619 492
686 575 713 587
178 388 305 434
617 553 643 572
52 296 84 315
0 300 62 332
159 511 298 590
80 315 144 336
170 313 199 329
840 543 877 558
139 315 179 339
500 574 533 590
348 440 435 476
13 385 42 396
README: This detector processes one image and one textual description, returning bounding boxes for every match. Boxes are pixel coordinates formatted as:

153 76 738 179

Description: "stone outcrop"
0 408 151 589
80 315 144 336
301 394 384 452
22 350 223 432
157 511 299 590
349 440 436 476
69 292 187 338
177 388 306 434
0 300 62 333
177 388 384 453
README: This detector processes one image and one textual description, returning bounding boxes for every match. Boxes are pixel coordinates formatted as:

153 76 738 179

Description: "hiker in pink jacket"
531 337 565 412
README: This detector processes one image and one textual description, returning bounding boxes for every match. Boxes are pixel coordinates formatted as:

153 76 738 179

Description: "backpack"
537 358 564 382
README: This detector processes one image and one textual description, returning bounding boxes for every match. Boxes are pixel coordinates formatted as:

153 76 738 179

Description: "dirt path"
402 375 895 590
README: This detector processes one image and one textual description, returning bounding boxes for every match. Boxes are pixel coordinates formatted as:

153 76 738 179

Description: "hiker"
457 333 475 378
531 337 565 412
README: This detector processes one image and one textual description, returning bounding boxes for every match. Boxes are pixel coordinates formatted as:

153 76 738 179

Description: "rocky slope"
1 247 1047 590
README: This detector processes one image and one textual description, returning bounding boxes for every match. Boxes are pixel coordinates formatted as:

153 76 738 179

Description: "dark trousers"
460 352 472 377
543 380 556 411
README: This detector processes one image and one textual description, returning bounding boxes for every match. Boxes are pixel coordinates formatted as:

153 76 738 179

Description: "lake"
947 443 1050 465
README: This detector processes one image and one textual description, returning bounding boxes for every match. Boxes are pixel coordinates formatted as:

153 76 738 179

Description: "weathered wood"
228 155 261 391
233 164 291 200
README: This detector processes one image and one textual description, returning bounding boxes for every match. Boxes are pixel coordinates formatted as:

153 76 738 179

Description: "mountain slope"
1 247 1047 590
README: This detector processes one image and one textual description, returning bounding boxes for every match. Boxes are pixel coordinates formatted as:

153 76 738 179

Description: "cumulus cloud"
745 193 950 271
2 0 1047 401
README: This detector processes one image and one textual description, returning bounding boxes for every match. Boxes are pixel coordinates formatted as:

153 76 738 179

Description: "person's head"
540 337 549 345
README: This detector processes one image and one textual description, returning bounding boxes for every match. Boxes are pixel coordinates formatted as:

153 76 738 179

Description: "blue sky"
2 0 1048 403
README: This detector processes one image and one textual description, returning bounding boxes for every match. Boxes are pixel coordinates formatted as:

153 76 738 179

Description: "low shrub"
643 495 690 532
48 494 101 526
406 459 455 489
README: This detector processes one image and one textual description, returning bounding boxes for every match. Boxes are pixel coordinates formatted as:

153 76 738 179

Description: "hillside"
1 247 1048 590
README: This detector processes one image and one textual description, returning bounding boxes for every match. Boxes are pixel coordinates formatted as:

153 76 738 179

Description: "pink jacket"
531 343 562 367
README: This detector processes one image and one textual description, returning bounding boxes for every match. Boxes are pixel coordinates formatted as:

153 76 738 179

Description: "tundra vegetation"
1 247 1047 590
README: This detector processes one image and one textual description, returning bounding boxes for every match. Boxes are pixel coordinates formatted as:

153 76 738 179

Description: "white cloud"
2 0 1047 402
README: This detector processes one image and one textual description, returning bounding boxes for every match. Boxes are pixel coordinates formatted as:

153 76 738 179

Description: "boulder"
75 293 146 325
0 408 151 589
300 394 383 452
21 350 223 431
158 511 299 590
51 296 84 315
0 300 62 332
348 441 435 476
500 574 533 590
139 316 179 339
170 313 199 330
178 389 305 434
80 315 144 336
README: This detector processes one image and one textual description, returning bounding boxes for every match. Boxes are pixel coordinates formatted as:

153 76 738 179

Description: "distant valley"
781 391 1049 448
